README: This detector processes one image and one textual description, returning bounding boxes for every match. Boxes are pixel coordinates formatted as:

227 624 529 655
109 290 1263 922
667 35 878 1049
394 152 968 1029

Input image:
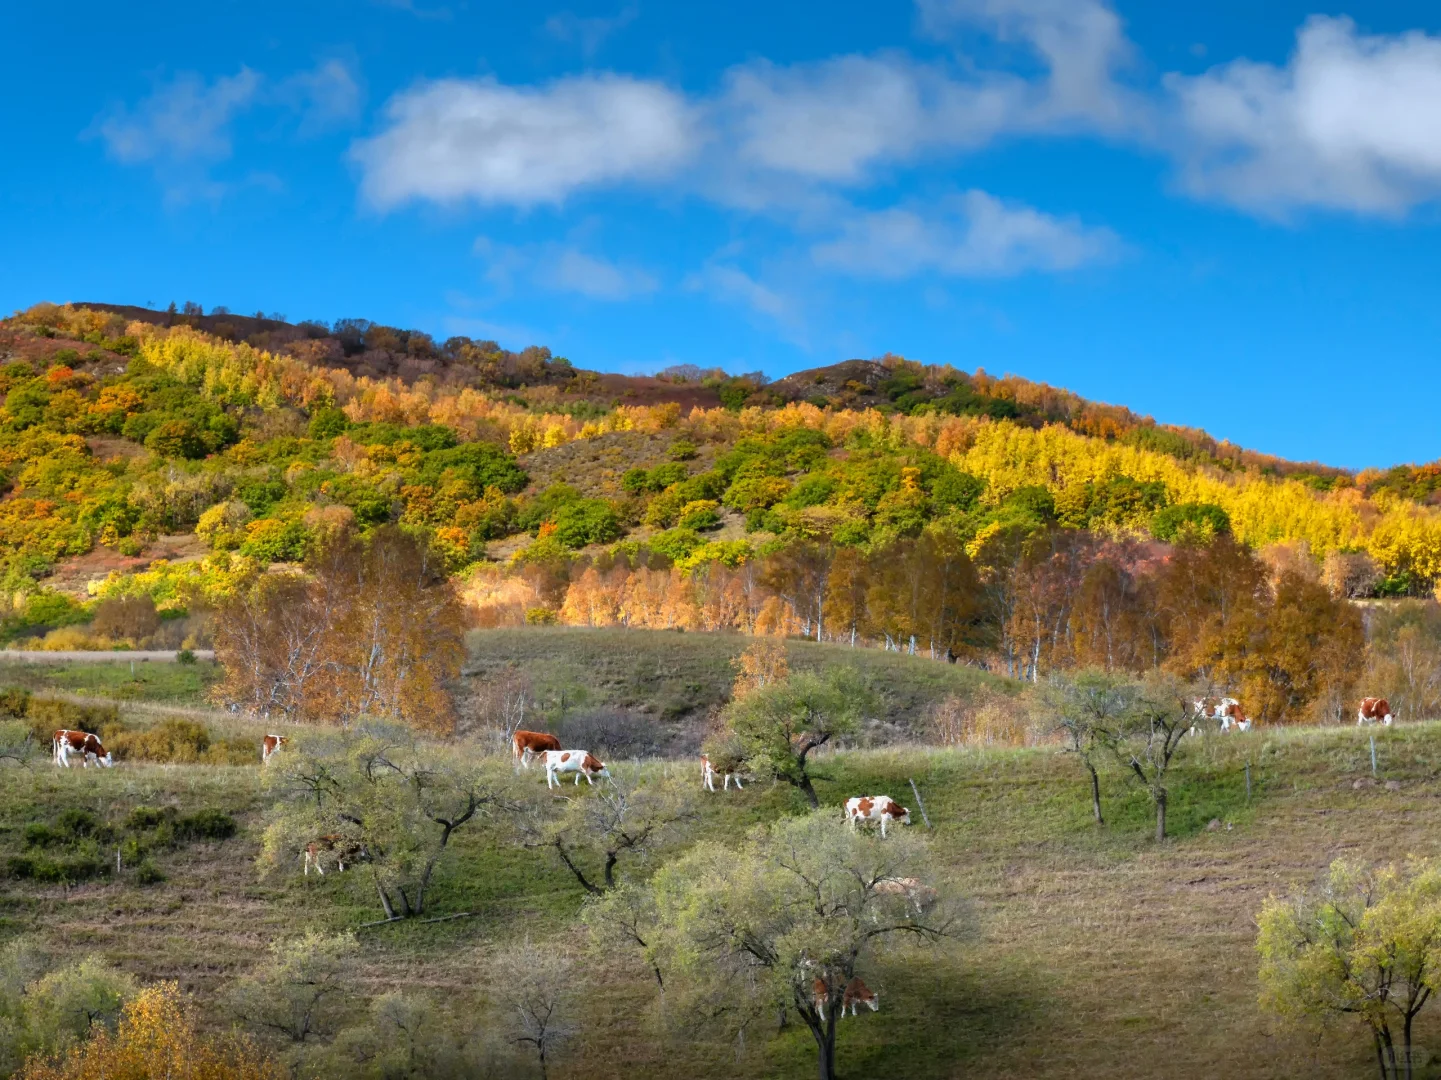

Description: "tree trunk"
1374 1030 1389 1080
1088 763 1104 826
374 874 397 921
797 773 820 809
1155 789 1167 842
811 1018 837 1080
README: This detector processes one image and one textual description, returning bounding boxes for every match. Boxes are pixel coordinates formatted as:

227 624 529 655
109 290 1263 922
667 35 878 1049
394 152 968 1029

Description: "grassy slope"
0 659 221 706
459 626 1006 733
4 683 1441 1079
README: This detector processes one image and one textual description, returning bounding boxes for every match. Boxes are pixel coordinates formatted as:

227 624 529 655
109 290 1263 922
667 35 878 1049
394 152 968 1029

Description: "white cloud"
1167 16 1441 214
475 237 659 300
718 55 1022 183
95 68 262 164
812 191 1118 278
352 74 698 208
919 0 1137 128
544 5 638 58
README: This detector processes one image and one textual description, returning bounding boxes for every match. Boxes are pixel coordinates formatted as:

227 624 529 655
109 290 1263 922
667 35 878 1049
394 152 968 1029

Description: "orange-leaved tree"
213 526 464 732
19 981 283 1080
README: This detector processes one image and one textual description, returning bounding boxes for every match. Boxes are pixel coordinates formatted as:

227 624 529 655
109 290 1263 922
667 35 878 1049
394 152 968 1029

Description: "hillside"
4 301 1441 706
2 684 1438 1079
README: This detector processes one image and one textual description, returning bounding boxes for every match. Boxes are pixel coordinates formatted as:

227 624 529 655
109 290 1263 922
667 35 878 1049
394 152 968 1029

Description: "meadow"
3 648 1438 1079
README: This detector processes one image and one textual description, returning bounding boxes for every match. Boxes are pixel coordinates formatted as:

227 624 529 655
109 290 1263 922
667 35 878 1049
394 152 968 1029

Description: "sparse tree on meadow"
1258 858 1441 1080
488 942 576 1080
1045 670 1135 826
728 669 874 809
1111 673 1192 841
520 776 692 895
641 812 956 1080
261 734 518 920
227 931 358 1047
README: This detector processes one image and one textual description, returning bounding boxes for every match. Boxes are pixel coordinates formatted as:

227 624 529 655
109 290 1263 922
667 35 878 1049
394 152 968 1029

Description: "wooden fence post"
907 778 932 830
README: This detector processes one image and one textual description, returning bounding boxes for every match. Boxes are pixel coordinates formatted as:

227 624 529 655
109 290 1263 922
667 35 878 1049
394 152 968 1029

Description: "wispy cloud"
94 68 262 165
687 263 808 346
544 4 638 58
353 73 698 208
475 237 659 300
91 60 364 200
812 191 1120 278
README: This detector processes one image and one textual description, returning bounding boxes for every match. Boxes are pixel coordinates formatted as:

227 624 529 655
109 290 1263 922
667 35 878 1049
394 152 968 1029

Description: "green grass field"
3 675 1440 1079
460 626 1007 732
0 658 221 706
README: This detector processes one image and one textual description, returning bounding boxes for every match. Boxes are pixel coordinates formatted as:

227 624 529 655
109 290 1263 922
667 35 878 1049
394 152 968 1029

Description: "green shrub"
176 809 236 841
125 805 176 831
134 859 165 885
1150 502 1230 543
8 851 108 885
176 648 197 665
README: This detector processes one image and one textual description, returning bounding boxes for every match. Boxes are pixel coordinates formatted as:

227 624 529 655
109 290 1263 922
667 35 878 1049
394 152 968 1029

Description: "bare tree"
488 941 576 1080
1045 670 1134 826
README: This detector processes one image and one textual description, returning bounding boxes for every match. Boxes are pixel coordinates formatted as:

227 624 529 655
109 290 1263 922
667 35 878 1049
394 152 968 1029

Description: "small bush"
176 809 237 841
176 648 197 664
107 717 209 763
553 708 663 759
8 851 108 884
126 805 177 831
57 808 109 840
134 859 165 885
23 822 62 847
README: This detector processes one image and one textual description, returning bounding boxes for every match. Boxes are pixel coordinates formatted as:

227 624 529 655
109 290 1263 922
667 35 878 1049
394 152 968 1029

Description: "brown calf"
513 730 562 769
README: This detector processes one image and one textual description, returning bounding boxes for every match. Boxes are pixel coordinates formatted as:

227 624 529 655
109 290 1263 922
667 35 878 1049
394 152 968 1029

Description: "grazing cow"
873 876 938 914
844 796 912 838
812 976 832 1020
261 734 289 764
304 835 365 876
513 730 562 770
701 754 745 792
841 977 879 1017
1189 697 1240 735
541 750 610 789
1358 697 1394 726
52 729 113 769
1218 701 1252 733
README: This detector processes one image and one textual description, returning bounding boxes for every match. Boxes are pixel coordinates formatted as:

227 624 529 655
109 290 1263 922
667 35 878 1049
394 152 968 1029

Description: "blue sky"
3 1 1441 469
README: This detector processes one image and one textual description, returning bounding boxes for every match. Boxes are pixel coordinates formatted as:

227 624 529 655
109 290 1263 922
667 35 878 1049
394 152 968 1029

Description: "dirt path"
0 649 215 663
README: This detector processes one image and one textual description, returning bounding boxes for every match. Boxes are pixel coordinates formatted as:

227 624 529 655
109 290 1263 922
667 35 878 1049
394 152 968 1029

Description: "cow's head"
99 751 114 768
886 803 912 827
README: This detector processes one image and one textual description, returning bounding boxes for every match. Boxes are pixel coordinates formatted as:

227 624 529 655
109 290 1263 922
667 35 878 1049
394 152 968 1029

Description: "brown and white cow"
303 834 365 876
844 796 911 838
1358 697 1394 726
873 876 938 914
1218 700 1252 733
812 976 832 1020
261 734 289 764
841 976 879 1017
541 749 610 789
513 730 562 769
52 729 113 769
1190 696 1240 735
701 754 745 792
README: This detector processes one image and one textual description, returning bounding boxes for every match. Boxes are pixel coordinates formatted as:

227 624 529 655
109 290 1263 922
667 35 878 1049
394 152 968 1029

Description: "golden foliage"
19 982 283 1080
730 638 791 701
